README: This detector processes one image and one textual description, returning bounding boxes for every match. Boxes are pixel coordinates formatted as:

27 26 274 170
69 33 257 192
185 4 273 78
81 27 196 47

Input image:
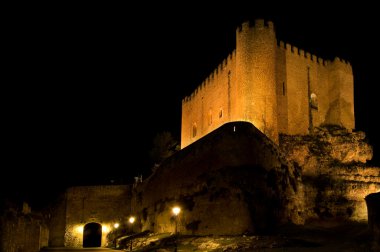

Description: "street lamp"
172 206 181 252
172 207 181 234
129 216 135 251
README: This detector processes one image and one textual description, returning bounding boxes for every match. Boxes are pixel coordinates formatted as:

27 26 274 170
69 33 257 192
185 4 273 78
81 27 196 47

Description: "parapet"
237 19 274 33
327 57 353 73
182 50 236 104
279 41 327 66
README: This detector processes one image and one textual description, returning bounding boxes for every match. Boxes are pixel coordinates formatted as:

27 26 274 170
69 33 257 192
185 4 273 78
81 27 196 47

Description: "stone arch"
83 222 102 247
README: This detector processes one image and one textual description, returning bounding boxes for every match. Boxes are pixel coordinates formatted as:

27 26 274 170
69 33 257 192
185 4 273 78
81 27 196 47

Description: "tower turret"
235 20 278 143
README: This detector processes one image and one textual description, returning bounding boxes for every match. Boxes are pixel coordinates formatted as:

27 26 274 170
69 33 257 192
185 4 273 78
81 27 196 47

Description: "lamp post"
129 216 135 251
172 206 181 252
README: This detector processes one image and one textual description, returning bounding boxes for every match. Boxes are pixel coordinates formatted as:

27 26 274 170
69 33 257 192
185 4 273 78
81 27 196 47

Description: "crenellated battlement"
326 57 352 73
237 19 274 33
182 50 236 104
182 20 355 149
279 41 328 66
278 40 352 69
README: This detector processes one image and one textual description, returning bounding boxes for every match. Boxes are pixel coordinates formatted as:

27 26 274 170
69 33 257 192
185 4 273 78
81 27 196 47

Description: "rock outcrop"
280 125 380 222
365 192 380 250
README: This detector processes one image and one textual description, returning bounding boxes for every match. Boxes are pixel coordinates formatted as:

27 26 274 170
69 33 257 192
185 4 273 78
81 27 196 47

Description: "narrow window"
282 82 286 96
219 109 223 119
192 123 197 137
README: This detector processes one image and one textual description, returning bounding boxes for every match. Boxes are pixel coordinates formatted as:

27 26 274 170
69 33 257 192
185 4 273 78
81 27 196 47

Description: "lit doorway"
83 222 102 247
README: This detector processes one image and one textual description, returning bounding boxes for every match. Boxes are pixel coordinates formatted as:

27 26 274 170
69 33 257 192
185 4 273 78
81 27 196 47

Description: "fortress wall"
276 42 288 133
279 43 330 134
236 20 278 143
314 58 330 127
136 122 304 235
181 52 236 149
1 204 49 252
181 20 354 147
326 58 354 129
283 43 309 134
64 185 131 247
48 193 67 247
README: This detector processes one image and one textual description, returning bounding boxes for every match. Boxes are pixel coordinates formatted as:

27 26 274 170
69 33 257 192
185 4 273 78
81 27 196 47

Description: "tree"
149 131 179 166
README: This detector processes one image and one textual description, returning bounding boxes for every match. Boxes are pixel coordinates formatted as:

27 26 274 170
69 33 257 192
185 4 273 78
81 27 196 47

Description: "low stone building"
0 202 49 252
48 185 131 248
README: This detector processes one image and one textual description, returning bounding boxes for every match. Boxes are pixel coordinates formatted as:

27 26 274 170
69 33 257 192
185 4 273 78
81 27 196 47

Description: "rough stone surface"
47 192 67 247
280 125 380 222
134 122 304 235
365 192 380 250
47 185 132 248
0 202 49 252
64 185 131 248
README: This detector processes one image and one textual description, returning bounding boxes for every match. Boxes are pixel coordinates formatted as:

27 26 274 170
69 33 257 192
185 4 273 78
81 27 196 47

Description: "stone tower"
181 20 354 148
235 20 278 143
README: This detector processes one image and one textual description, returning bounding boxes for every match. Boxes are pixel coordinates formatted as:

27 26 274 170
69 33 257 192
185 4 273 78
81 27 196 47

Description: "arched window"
192 123 197 137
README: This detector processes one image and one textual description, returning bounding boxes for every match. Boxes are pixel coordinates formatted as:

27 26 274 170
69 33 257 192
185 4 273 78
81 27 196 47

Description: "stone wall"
47 192 67 247
0 202 49 252
280 125 380 222
63 185 131 247
134 122 304 235
181 19 354 149
181 51 236 149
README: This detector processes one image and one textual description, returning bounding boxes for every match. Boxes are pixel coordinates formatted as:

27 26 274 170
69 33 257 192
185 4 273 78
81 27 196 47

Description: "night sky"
3 3 379 208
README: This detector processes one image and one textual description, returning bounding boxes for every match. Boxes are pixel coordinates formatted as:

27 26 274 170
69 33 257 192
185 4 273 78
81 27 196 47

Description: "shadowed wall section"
134 122 304 235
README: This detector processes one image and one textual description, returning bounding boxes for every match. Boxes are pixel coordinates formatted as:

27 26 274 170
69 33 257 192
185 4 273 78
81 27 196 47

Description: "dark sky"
3 3 379 208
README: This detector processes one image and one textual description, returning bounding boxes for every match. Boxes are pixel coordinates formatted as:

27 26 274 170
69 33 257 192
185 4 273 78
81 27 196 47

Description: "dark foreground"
41 221 375 251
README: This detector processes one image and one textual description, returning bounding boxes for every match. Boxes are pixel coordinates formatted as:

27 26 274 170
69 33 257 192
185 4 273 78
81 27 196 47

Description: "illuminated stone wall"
134 122 304 235
63 185 131 248
181 51 236 148
181 20 354 148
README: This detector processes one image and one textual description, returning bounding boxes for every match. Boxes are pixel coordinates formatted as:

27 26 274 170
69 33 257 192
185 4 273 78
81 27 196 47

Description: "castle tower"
180 20 355 149
235 20 278 143
325 57 355 129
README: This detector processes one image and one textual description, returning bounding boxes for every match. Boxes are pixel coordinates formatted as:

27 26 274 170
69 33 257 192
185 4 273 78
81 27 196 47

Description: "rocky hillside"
280 125 380 222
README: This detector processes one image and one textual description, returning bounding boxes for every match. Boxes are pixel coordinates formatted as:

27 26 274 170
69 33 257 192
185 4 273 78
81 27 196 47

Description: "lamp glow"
114 223 119 228
102 225 109 232
76 225 83 233
172 206 181 216
129 216 135 224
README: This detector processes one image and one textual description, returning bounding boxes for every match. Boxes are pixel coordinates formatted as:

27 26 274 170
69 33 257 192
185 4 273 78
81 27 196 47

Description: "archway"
83 222 102 247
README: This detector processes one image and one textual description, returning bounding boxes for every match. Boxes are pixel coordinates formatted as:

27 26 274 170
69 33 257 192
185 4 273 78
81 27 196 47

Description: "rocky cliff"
365 192 380 250
280 125 380 222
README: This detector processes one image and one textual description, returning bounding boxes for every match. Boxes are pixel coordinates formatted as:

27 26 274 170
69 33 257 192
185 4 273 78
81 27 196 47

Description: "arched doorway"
83 222 102 247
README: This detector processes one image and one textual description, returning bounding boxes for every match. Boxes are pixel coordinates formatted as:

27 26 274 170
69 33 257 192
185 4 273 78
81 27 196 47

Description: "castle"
181 19 354 148
3 20 378 251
